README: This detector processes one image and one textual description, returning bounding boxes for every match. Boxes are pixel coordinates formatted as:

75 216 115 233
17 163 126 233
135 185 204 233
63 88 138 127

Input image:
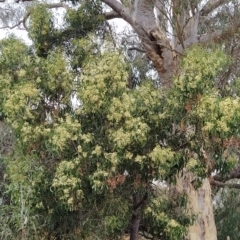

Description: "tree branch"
200 0 232 16
179 19 240 51
101 0 134 26
210 178 240 189
36 2 69 10
128 47 146 53
101 0 124 14
4 2 69 30
0 20 23 29
15 0 33 2
198 20 240 44
104 10 121 20
213 166 240 183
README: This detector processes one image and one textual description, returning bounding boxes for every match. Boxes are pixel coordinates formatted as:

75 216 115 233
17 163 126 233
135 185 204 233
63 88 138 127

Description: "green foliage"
169 45 239 178
0 37 30 120
0 35 191 239
176 46 228 95
1 156 45 240
0 34 240 239
143 189 194 240
28 4 54 57
0 122 15 157
27 1 105 58
65 0 104 34
215 188 240 240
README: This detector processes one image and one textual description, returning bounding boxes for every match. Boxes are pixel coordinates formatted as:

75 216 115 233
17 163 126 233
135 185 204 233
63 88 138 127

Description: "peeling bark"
176 170 217 240
142 29 177 87
103 0 178 86
131 0 177 86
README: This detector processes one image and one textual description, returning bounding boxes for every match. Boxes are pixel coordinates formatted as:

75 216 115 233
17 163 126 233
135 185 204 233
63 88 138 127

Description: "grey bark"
102 0 240 86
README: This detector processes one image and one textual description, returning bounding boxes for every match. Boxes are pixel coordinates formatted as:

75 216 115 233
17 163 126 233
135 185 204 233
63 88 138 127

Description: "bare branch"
101 0 124 13
2 2 69 30
178 19 240 52
0 21 22 29
210 178 240 189
101 0 134 25
154 0 174 36
0 0 42 2
198 20 240 44
200 0 232 16
15 0 33 2
39 2 69 10
104 10 121 20
22 10 30 29
128 47 146 53
213 166 240 183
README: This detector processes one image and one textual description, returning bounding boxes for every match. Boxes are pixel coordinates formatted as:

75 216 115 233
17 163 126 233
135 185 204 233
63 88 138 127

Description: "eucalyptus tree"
0 35 235 240
1 1 240 240
1 0 240 85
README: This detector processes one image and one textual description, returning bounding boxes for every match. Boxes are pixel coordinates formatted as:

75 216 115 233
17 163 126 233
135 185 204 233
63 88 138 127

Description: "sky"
0 28 30 42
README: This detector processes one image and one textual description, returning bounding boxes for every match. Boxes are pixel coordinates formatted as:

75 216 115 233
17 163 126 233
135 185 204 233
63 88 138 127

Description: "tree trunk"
102 0 178 87
132 0 177 87
176 169 217 240
130 212 141 240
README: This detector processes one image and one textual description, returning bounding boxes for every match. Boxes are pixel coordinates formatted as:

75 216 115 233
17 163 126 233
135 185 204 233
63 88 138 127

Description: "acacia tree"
1 0 240 240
